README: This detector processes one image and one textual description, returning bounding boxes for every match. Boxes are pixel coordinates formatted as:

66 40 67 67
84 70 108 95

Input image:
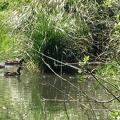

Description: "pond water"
0 64 119 120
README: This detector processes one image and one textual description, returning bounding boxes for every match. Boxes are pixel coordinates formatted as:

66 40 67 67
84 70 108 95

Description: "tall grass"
0 0 33 60
1 0 120 71
0 11 17 60
8 0 93 71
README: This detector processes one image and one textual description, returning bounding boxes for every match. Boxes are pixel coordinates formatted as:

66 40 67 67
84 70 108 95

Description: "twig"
41 58 96 101
85 70 120 102
27 45 120 103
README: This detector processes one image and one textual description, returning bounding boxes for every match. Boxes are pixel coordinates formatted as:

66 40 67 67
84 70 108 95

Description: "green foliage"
109 112 120 120
0 3 19 59
0 28 19 59
78 56 89 74
83 56 89 64
9 0 92 70
103 0 117 7
79 56 89 67
97 61 118 76
0 0 9 11
0 0 120 72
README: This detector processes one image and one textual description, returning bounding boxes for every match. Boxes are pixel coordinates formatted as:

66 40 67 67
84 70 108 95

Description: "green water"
0 65 119 120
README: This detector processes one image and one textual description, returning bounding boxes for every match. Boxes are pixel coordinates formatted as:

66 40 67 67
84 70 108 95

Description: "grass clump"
9 0 93 72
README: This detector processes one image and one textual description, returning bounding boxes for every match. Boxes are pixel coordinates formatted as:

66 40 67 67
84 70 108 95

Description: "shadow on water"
0 65 119 120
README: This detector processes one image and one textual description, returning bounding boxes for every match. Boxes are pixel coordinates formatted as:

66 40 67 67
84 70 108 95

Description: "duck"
5 58 25 65
4 66 22 76
0 65 5 68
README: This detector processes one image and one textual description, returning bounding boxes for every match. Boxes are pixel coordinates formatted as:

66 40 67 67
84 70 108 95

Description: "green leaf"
83 56 89 64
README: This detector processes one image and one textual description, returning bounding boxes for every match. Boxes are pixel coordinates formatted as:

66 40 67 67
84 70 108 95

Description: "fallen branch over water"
41 95 120 103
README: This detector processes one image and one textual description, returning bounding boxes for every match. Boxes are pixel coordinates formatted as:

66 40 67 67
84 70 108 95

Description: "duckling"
0 65 5 68
4 66 22 76
5 58 25 65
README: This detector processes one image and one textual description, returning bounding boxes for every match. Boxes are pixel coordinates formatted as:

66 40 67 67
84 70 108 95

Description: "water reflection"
0 66 119 120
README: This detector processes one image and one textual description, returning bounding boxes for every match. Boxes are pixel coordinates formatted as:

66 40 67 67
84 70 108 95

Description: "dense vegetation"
0 0 120 72
0 0 120 119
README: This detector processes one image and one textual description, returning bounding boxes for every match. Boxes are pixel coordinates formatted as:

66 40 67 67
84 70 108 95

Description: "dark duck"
5 58 25 65
4 66 22 76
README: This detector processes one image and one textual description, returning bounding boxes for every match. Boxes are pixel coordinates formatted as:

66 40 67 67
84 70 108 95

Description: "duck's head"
19 58 26 64
17 66 23 75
